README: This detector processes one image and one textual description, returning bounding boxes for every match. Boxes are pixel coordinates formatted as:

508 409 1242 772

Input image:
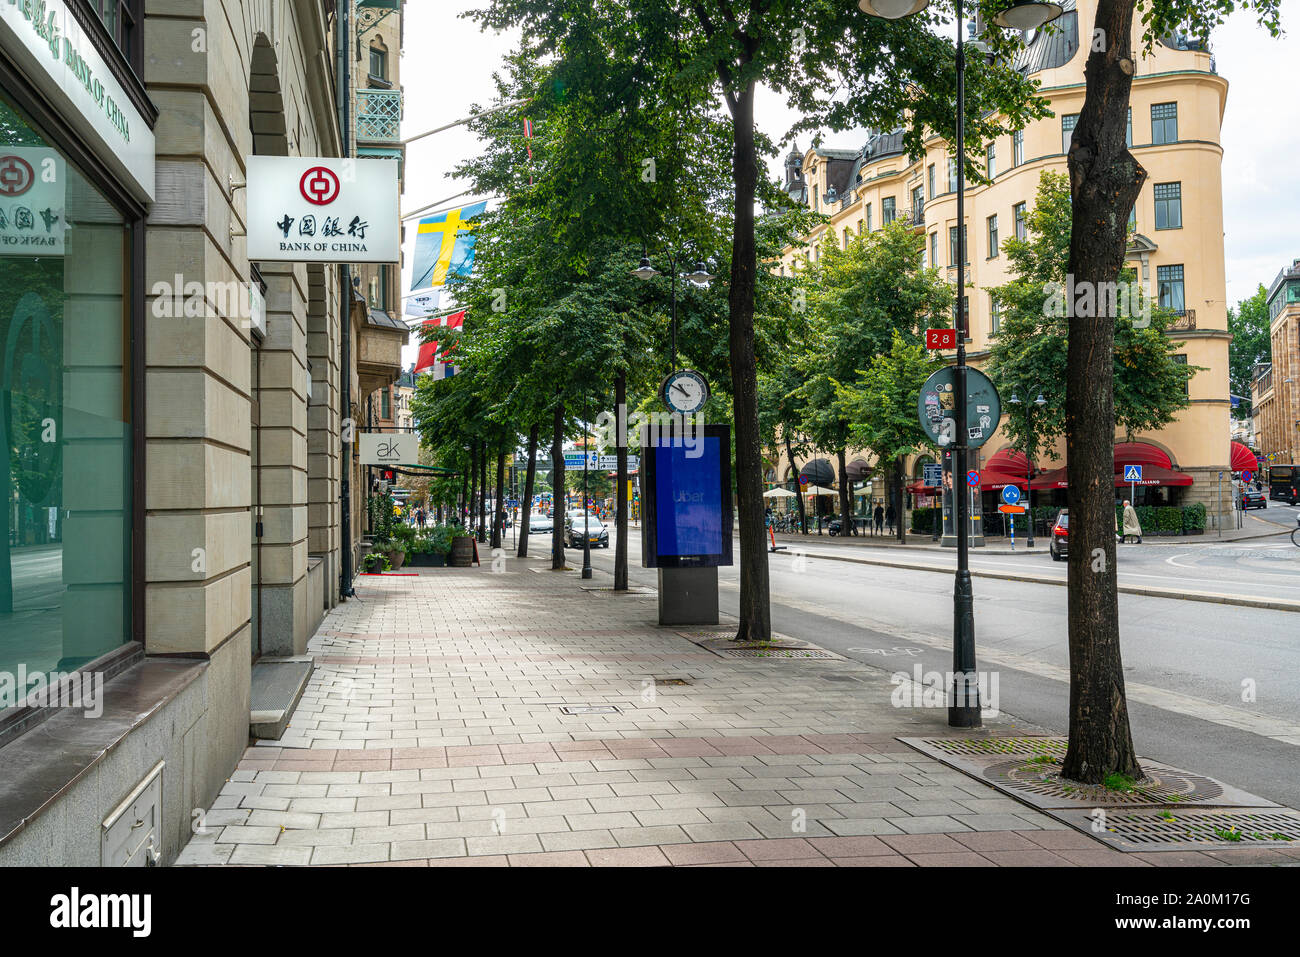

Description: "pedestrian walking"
1121 499 1143 544
873 503 884 536
885 503 896 534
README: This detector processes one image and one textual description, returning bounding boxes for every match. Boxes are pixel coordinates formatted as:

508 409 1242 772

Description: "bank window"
1158 264 1186 314
1013 202 1028 240
882 196 896 225
1061 113 1079 154
92 1 142 71
1 92 134 696
927 163 936 199
1154 182 1182 230
1151 102 1178 145
986 142 996 179
987 214 999 257
1012 129 1024 166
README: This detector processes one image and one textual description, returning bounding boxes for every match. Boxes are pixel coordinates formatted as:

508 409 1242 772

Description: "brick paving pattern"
178 558 1300 867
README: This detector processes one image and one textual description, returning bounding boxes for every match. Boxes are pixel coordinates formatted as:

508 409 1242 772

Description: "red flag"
414 310 464 373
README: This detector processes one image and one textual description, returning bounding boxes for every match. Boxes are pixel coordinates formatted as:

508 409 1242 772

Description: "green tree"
1227 284 1269 420
798 221 952 538
986 171 1196 470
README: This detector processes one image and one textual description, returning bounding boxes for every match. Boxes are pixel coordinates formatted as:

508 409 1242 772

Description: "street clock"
661 369 710 416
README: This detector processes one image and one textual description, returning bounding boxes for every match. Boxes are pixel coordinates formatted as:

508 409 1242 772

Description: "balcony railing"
1169 309 1196 331
357 89 402 143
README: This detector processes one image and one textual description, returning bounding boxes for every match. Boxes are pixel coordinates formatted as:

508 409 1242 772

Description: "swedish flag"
410 201 487 291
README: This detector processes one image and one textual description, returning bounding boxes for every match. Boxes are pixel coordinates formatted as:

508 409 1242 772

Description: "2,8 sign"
926 329 957 350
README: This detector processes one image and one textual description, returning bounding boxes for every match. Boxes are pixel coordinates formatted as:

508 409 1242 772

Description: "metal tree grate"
915 737 1067 756
718 648 841 659
1078 809 1300 850
984 759 1225 806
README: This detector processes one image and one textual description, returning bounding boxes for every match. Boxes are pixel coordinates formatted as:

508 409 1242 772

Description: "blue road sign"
1123 464 1143 483
967 471 980 487
1001 484 1021 505
1241 470 1254 484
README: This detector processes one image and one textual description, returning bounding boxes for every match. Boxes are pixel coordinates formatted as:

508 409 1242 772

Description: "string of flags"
413 309 464 379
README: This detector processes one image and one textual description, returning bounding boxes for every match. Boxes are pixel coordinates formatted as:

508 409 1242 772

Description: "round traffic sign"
798 475 808 486
967 471 980 487
1241 470 1254 484
1001 484 1021 505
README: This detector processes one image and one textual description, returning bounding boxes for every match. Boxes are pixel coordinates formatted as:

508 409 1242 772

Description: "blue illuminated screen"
653 437 722 557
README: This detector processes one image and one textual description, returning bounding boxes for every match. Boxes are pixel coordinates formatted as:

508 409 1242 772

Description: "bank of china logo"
299 166 340 206
0 155 35 197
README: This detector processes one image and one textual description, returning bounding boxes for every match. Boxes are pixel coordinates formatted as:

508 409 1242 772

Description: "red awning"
976 469 1029 491
1230 441 1257 472
985 449 1035 475
1030 466 1069 490
1114 442 1171 472
907 480 939 493
1114 465 1193 487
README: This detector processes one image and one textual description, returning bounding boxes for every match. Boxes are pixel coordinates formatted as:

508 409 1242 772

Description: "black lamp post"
1008 390 1048 546
581 403 593 580
633 252 713 375
858 0 1061 727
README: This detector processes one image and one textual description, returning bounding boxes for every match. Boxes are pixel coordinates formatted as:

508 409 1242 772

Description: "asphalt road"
561 528 1300 810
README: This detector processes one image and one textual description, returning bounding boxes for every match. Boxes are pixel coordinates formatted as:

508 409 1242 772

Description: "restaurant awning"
984 448 1036 475
976 469 1029 491
1113 442 1171 471
1030 467 1069 490
1115 465 1193 487
1230 440 1257 472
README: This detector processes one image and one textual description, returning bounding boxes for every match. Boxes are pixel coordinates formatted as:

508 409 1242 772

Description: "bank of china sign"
246 156 399 263
0 0 154 202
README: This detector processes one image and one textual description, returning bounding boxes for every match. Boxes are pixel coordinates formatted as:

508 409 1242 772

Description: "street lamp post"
633 252 713 376
582 405 593 580
857 0 1061 727
1008 390 1047 546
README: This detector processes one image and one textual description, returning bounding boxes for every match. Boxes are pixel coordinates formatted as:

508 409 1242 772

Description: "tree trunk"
517 423 539 558
473 444 483 535
614 371 629 591
836 447 853 537
551 399 567 570
478 441 488 542
785 431 806 534
1061 0 1144 784
492 445 506 549
725 82 771 642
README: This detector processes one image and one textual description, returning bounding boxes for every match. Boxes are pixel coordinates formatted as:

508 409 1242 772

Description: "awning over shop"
906 480 939 493
1114 465 1193 487
1113 442 1171 471
1030 467 1069 490
984 448 1036 475
1230 440 1258 472
976 469 1029 491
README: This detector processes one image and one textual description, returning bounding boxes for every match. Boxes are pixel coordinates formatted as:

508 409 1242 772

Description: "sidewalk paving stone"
178 558 1275 867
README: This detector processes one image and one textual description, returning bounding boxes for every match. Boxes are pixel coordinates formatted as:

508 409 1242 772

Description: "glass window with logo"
1 92 132 704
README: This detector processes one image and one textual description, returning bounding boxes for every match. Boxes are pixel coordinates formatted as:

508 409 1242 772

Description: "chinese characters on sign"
245 156 399 263
0 148 65 256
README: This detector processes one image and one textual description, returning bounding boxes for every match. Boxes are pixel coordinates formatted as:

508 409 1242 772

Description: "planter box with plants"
407 524 458 567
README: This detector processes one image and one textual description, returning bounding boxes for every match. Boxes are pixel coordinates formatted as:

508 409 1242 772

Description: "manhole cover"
559 705 620 715
984 758 1225 806
1060 808 1300 851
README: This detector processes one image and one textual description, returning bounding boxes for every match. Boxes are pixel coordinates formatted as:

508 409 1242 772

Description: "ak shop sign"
358 433 417 467
246 156 399 263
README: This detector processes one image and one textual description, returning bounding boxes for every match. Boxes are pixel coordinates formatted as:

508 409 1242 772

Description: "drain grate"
559 705 620 715
1065 808 1300 851
720 648 841 659
918 736 1067 756
651 677 691 686
984 759 1225 806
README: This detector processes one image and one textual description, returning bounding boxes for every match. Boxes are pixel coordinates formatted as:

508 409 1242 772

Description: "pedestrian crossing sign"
1124 465 1143 482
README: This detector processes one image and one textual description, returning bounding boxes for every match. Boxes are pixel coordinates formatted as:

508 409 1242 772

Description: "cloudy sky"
396 0 1300 358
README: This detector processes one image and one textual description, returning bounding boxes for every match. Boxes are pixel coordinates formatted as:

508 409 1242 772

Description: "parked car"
1240 488 1267 510
528 511 553 535
565 512 609 548
1049 510 1068 561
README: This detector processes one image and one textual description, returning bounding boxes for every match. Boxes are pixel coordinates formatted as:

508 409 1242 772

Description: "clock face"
662 369 710 415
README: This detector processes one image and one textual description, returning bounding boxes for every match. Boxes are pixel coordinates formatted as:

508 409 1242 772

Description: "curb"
785 550 1300 614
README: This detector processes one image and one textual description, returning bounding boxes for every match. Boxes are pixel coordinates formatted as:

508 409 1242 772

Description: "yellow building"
1251 261 1300 468
775 0 1234 527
